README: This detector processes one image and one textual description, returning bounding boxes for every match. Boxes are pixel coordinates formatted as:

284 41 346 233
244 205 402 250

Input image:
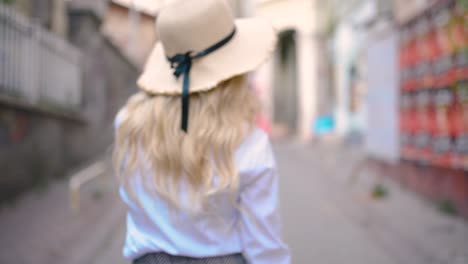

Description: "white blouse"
115 113 290 264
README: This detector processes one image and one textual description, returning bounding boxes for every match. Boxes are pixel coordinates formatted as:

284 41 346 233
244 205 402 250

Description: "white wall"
333 22 355 135
365 29 400 162
297 31 318 140
332 0 378 137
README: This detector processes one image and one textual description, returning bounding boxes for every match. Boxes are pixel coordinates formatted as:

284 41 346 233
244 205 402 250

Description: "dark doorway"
273 29 298 135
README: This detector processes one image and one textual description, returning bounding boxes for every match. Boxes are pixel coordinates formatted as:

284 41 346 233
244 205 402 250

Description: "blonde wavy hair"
114 75 258 212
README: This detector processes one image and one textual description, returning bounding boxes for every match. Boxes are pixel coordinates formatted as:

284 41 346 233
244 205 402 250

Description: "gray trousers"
133 252 246 264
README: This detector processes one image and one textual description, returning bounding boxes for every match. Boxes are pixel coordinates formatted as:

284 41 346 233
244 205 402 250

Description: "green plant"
437 200 458 216
457 0 468 9
92 189 104 201
371 184 389 200
1 0 15 5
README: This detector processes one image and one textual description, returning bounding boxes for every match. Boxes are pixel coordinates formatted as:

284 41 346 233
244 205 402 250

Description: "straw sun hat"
137 0 277 131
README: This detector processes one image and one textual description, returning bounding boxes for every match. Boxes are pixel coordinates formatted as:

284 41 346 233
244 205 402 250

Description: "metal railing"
69 161 107 213
0 3 82 111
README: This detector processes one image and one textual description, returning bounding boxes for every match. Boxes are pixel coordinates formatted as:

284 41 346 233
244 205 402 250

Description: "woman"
114 0 290 263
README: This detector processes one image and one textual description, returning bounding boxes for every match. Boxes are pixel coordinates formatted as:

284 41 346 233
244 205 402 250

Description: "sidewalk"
296 142 468 264
0 162 128 264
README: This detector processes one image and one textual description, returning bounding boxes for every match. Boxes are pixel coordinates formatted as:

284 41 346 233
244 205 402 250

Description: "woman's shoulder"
114 108 127 129
242 127 270 149
114 92 148 129
236 127 275 171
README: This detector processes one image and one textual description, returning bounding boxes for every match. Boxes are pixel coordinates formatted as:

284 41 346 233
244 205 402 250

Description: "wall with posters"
398 0 467 170
367 0 468 219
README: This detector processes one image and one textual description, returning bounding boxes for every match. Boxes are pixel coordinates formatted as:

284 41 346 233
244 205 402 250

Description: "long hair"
113 75 258 212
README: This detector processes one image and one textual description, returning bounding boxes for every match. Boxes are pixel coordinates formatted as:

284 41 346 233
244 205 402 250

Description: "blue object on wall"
314 115 335 135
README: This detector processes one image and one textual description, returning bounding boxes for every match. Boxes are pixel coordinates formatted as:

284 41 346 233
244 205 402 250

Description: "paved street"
1 142 467 264
276 142 467 264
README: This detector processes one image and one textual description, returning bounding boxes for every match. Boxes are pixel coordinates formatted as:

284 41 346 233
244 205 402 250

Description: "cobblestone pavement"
1 142 467 264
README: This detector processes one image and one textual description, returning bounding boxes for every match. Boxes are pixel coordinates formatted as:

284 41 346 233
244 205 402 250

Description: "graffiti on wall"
0 108 30 146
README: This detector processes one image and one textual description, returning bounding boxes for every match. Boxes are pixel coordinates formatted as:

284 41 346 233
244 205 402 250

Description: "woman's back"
119 126 282 261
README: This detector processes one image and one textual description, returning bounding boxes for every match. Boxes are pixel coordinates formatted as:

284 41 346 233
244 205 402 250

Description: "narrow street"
1 142 467 264
1 1 466 264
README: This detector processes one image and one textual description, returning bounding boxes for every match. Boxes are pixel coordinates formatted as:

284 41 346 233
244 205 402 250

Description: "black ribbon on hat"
167 28 237 132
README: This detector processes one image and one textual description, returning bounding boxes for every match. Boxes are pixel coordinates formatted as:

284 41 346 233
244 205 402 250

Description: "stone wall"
65 8 138 167
0 5 138 202
0 107 66 201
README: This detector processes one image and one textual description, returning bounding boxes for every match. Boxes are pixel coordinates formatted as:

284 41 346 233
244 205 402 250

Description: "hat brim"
137 18 277 95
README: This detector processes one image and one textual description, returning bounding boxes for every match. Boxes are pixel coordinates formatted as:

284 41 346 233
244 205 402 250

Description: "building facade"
102 0 159 67
236 0 333 140
0 0 138 202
